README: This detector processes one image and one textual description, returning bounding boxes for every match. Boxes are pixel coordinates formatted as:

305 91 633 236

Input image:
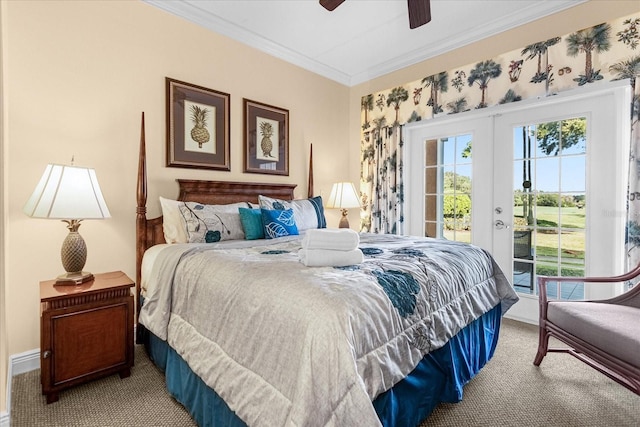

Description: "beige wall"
1 0 6 414
1 0 350 378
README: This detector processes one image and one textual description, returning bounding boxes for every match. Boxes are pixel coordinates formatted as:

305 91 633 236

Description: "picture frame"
243 98 289 175
166 77 230 170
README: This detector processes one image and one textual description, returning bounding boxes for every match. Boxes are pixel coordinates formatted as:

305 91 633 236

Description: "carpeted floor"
10 343 196 427
421 319 637 426
10 319 638 426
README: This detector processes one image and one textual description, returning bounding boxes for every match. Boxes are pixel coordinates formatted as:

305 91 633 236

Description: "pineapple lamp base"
338 209 350 229
55 220 94 286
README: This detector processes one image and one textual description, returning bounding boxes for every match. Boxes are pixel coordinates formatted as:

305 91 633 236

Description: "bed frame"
135 113 297 321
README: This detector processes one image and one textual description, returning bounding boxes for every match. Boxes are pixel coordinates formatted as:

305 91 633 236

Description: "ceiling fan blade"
407 0 431 29
320 0 345 12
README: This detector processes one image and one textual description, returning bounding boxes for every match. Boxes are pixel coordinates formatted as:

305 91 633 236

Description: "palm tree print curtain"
362 124 404 235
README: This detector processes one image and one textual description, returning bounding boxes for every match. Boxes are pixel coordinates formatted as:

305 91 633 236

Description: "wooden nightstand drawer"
49 302 128 383
40 271 134 403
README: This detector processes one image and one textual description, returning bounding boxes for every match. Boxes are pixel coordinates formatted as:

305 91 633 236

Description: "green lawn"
516 205 586 229
515 205 585 256
516 205 586 276
445 206 586 271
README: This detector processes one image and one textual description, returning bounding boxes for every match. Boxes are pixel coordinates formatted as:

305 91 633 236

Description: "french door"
404 81 631 323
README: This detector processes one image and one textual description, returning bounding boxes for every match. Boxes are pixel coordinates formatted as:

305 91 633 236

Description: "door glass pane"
424 134 472 242
559 118 587 155
536 158 560 192
425 139 438 167
513 118 587 299
442 138 455 164
561 230 585 269
561 157 586 192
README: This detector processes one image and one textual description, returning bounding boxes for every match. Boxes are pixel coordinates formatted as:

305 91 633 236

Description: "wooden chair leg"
533 326 550 366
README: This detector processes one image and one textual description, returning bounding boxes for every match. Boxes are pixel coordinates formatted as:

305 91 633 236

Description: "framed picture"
166 77 230 170
243 99 289 175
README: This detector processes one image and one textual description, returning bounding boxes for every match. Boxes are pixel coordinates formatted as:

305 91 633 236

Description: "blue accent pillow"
261 208 299 239
238 208 265 240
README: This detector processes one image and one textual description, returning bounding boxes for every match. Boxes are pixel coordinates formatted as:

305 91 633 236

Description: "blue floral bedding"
139 233 517 427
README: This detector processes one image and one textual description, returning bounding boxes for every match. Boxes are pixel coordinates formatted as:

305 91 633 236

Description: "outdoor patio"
513 274 584 300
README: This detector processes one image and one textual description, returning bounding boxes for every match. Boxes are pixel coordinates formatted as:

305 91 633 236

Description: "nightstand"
40 270 135 403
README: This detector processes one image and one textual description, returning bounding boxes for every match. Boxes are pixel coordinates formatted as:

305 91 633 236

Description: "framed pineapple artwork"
243 98 289 175
166 78 230 170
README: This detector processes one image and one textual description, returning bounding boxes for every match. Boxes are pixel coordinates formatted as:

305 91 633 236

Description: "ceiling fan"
320 0 431 29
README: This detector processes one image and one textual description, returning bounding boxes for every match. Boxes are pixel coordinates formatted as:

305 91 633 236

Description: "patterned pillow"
238 208 265 240
161 198 250 244
258 195 326 231
260 208 299 239
178 202 245 243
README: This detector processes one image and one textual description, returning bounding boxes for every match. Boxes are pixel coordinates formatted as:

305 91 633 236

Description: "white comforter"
139 233 517 427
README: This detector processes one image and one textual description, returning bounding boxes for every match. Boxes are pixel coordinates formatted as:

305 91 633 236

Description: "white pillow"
160 197 188 244
159 197 250 244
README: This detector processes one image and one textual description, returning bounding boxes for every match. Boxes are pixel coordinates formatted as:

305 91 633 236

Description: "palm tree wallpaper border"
360 13 640 271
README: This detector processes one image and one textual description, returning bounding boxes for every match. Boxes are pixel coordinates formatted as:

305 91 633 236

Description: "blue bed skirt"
141 303 501 427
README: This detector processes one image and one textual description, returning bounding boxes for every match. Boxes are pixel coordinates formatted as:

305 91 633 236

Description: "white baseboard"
503 312 537 326
4 348 40 426
10 349 40 376
4 335 138 422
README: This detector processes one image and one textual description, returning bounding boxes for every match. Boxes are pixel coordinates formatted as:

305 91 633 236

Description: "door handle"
494 220 510 230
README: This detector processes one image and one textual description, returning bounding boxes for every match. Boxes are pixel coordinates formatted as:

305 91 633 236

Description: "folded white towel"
298 248 364 267
301 228 360 251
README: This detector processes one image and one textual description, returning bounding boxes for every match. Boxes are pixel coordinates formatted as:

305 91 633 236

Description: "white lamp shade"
23 164 111 220
326 182 361 209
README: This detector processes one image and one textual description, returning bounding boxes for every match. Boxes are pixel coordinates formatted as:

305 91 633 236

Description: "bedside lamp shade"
326 182 360 228
24 164 111 284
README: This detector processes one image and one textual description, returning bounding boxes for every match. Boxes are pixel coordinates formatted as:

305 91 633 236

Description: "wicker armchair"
533 264 640 395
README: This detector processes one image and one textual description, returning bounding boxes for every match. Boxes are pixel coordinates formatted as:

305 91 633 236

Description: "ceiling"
145 0 586 87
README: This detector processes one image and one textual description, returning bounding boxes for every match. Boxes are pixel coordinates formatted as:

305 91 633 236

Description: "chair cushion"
547 301 640 368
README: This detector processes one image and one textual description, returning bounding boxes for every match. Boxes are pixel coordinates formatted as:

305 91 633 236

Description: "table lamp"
326 182 360 228
23 164 111 285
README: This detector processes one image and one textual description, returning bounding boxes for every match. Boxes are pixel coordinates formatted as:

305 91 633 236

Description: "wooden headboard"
135 113 297 312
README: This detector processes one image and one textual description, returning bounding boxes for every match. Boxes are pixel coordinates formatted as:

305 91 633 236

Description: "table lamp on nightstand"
23 163 111 285
326 182 361 229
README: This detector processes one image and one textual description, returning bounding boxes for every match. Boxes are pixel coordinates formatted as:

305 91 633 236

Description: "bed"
134 114 519 426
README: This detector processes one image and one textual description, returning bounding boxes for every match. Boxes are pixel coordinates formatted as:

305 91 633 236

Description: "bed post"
136 112 147 342
308 143 314 198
